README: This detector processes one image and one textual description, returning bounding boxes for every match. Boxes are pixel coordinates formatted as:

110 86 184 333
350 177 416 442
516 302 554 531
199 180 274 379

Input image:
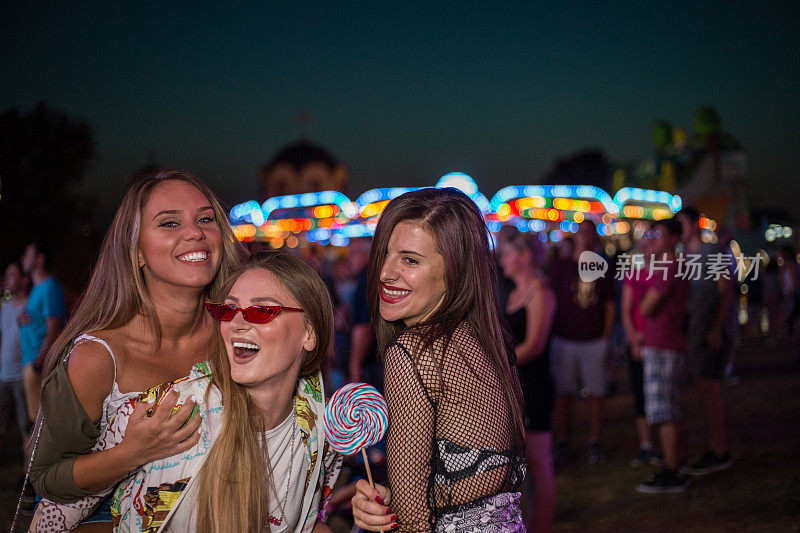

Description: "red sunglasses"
204 302 304 324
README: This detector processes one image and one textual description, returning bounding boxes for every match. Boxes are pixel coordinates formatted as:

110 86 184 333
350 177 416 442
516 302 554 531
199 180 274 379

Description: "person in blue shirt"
19 242 65 424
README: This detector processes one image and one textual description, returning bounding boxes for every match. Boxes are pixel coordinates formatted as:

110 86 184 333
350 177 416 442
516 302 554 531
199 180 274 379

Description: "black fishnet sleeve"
384 338 437 532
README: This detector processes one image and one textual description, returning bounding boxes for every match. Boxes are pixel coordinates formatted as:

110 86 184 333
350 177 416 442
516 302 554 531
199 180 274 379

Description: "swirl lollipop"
324 382 388 455
324 383 389 532
322 383 389 533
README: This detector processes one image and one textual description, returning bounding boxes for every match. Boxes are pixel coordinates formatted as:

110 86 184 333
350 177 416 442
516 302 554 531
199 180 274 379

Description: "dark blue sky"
2 2 798 211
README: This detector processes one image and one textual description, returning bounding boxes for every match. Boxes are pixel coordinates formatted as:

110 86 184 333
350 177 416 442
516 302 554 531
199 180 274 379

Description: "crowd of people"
1 169 797 532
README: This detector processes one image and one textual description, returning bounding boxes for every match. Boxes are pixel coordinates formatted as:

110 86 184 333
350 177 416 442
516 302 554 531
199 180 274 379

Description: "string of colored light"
229 174 690 246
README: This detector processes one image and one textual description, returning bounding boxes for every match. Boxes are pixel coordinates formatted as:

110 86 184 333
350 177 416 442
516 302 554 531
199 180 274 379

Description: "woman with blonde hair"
26 170 246 530
351 188 526 532
111 250 342 532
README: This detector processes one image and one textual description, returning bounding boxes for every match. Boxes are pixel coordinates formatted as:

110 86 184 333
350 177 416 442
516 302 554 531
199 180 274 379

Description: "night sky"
2 2 798 213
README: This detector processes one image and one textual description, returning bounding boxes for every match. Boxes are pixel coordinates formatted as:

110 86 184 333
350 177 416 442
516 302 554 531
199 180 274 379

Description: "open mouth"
380 284 411 304
177 251 209 263
232 341 260 360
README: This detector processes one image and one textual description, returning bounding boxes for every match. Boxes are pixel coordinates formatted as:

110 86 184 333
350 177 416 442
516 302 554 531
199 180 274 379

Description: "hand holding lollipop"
324 382 389 530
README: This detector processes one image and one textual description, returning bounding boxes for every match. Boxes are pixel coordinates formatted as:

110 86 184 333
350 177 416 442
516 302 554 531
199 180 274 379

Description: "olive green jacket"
31 344 101 503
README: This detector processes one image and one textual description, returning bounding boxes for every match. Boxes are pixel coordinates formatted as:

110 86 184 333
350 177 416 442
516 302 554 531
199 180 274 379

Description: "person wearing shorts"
621 241 657 466
678 207 734 475
550 220 615 464
636 218 690 493
19 242 65 424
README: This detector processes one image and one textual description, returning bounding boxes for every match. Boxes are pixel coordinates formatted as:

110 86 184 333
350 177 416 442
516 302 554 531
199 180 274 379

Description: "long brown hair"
43 169 247 376
366 187 525 443
195 250 333 533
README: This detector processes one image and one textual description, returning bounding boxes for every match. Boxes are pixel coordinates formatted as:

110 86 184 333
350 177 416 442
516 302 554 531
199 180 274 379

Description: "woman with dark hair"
496 226 556 533
351 188 526 532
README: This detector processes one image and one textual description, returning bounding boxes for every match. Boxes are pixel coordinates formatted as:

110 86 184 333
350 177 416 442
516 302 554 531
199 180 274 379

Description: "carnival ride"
229 172 696 248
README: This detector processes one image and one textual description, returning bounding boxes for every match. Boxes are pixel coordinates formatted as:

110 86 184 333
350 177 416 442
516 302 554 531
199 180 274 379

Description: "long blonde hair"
43 169 247 375
195 250 333 533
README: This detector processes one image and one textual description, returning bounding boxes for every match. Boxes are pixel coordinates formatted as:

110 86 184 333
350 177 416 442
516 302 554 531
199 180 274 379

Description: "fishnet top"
384 322 526 532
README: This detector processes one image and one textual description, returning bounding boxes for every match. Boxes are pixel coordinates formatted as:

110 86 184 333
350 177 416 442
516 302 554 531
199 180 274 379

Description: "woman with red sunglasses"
25 170 247 531
110 250 342 532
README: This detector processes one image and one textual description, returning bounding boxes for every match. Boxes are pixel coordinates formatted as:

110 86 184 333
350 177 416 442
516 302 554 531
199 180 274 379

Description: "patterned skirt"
436 492 524 533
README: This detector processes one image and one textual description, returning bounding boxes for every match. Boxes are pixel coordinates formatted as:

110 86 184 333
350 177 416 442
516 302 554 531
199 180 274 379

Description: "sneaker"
636 468 691 493
553 441 571 465
630 447 653 467
689 450 732 475
588 441 607 464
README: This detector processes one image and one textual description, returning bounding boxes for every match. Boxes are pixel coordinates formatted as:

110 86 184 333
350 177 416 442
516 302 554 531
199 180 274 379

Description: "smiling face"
137 179 223 291
221 268 316 391
378 220 447 326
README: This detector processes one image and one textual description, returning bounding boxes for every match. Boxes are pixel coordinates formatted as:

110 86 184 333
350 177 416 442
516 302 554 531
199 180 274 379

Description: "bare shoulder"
525 279 548 303
66 335 116 380
66 334 117 420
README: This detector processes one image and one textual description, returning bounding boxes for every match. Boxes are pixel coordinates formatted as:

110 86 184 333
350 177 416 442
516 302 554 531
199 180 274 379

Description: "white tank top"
71 333 141 432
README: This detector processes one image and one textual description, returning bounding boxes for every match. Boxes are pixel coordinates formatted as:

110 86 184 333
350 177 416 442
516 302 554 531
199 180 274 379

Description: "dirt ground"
549 339 800 532
2 338 799 532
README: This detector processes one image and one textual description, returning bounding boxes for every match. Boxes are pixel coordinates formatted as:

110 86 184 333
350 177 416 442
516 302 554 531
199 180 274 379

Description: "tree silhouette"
0 102 97 283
